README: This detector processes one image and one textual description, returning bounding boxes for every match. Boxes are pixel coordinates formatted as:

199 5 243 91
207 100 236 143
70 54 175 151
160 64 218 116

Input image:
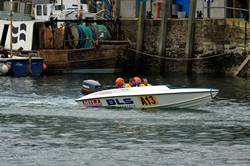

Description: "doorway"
0 24 9 47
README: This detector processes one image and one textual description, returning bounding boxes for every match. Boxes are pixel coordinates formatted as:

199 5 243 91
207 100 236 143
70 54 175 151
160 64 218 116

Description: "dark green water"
0 74 249 166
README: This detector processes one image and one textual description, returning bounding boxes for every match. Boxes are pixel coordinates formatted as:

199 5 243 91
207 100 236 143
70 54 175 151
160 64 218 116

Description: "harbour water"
0 74 249 166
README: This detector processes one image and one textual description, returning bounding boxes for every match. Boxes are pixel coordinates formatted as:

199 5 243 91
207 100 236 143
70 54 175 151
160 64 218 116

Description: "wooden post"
184 0 197 75
233 0 236 18
135 0 146 71
114 0 121 19
249 0 250 21
61 0 63 11
28 54 32 75
10 0 13 57
158 0 171 73
207 1 210 18
113 0 121 40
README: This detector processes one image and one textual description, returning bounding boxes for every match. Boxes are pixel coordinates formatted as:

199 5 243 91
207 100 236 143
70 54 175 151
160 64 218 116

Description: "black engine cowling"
81 80 102 95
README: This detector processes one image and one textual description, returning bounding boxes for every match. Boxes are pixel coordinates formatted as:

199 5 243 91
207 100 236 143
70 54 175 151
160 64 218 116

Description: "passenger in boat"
140 78 151 86
115 77 125 88
0 45 8 58
133 76 142 87
125 78 134 88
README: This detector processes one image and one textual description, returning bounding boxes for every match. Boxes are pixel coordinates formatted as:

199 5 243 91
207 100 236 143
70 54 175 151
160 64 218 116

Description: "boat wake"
0 92 78 110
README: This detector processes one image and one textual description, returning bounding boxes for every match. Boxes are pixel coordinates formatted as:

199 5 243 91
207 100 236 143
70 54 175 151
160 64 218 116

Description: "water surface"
0 74 249 166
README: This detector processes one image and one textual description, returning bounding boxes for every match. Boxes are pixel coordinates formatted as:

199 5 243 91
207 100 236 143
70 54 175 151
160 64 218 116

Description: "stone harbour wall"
120 18 250 76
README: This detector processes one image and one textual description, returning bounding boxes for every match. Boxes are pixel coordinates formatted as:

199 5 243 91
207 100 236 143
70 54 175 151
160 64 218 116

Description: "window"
43 5 47 16
13 2 19 12
55 5 65 11
81 0 87 4
25 3 32 15
36 5 42 16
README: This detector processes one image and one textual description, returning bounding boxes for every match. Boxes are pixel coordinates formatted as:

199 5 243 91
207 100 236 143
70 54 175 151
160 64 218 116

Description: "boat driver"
140 78 151 86
125 78 134 88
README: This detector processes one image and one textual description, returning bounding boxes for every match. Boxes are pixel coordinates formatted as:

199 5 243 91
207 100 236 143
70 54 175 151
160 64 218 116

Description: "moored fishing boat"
0 0 44 77
0 0 130 74
76 85 219 109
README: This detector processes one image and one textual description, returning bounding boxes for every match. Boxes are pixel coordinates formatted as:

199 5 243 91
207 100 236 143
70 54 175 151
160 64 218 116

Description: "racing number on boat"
139 96 158 106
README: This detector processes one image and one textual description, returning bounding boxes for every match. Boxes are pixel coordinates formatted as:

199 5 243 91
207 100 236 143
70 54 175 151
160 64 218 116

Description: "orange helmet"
115 77 125 87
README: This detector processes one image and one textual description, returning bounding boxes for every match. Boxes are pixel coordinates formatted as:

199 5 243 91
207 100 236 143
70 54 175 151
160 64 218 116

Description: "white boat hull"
76 86 219 109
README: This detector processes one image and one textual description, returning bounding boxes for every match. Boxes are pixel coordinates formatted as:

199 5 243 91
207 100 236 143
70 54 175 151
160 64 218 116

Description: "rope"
128 48 232 61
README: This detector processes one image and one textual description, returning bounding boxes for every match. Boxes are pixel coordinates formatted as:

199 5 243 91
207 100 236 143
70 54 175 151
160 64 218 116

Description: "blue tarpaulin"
101 0 112 18
175 0 190 16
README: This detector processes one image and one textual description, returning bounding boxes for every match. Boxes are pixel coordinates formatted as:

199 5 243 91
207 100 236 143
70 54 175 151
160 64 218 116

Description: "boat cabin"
33 0 95 20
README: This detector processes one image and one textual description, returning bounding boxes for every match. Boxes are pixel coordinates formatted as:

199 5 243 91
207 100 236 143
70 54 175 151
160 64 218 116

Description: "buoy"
43 63 47 71
0 64 9 75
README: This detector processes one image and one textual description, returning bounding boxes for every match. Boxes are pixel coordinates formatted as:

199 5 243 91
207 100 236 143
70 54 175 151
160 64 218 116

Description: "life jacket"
125 83 132 88
139 83 152 86
139 83 145 87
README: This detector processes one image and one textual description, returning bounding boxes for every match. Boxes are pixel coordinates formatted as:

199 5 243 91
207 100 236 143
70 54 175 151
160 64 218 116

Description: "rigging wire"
128 48 236 61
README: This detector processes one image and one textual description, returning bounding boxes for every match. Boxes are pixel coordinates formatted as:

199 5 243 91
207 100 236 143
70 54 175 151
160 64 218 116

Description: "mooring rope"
128 48 231 61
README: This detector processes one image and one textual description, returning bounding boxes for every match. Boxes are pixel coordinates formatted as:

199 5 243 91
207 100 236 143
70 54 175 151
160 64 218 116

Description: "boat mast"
10 0 13 57
61 0 63 11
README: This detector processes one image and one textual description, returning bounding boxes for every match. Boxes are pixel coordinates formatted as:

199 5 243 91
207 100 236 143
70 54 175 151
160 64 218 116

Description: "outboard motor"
81 80 102 95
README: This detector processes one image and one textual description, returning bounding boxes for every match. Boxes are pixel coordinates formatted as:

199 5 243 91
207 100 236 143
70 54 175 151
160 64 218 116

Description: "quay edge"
119 18 250 77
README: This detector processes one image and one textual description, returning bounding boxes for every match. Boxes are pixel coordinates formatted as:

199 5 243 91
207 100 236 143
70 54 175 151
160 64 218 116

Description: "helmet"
115 77 125 87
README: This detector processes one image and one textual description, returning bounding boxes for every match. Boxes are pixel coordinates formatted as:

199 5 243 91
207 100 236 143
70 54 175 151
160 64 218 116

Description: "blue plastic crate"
176 0 190 16
31 58 43 76
10 58 29 77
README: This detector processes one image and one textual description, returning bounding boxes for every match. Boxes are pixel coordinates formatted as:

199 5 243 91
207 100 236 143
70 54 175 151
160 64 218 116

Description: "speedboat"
75 82 219 109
